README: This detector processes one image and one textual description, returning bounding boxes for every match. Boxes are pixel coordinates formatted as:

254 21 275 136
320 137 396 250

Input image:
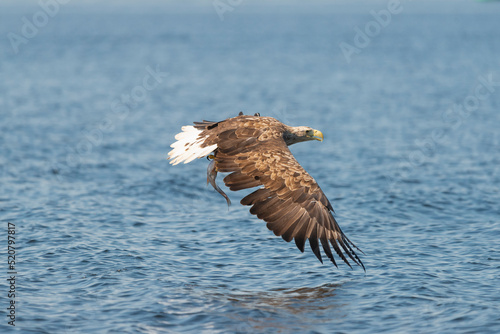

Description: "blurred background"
1 0 500 333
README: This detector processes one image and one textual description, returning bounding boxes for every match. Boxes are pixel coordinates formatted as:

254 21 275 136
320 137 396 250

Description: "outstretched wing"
214 125 364 269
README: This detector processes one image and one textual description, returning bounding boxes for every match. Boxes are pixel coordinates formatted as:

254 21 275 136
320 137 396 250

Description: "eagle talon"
207 158 231 207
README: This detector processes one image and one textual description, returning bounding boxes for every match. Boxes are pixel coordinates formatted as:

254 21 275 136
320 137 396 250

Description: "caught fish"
207 158 231 207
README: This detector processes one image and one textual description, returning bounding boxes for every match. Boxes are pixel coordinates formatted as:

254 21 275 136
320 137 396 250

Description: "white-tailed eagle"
168 112 364 269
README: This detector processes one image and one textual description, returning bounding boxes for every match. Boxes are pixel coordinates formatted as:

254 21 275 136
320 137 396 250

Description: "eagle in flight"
168 112 364 270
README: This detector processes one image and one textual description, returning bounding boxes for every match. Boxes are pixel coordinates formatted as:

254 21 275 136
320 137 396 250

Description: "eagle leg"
207 156 231 208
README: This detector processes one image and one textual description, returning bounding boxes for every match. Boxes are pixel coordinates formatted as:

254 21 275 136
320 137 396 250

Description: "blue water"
1 1 500 333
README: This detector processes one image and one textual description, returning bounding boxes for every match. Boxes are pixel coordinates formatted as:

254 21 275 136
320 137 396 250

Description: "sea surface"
1 1 500 333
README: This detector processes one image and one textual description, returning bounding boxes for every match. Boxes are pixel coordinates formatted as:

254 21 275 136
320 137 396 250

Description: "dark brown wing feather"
201 116 364 269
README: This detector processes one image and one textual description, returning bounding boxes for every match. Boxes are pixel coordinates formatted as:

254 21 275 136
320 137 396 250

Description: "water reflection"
225 283 345 332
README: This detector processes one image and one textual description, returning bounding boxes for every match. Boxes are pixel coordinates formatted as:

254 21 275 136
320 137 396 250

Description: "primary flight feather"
168 112 364 270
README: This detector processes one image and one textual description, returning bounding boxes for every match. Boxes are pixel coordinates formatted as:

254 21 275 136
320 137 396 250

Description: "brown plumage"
168 113 364 270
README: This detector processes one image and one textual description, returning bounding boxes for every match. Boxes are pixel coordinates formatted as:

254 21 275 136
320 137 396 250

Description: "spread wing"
214 125 364 269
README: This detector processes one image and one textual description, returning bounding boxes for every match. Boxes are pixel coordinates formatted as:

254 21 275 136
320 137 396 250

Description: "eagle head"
283 126 324 146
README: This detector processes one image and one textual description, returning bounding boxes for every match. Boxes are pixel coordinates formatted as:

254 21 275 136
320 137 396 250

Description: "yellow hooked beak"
311 129 324 142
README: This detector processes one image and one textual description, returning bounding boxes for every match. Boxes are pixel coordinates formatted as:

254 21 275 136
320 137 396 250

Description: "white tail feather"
168 126 217 165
